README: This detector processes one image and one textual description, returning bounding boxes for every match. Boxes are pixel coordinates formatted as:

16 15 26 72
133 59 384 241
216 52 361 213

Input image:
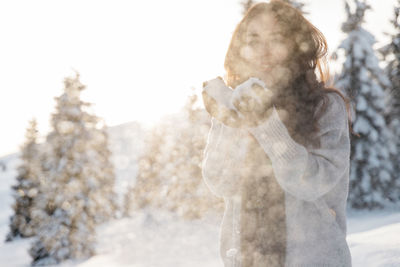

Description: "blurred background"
0 0 400 266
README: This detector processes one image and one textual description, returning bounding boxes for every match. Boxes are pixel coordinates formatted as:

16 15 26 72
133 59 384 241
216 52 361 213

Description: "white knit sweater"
202 92 352 267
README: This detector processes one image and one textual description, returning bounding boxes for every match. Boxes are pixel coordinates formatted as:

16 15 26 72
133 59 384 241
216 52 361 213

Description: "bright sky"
0 0 397 156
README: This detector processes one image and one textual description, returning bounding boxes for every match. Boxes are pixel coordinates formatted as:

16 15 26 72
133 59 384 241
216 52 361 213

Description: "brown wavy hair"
224 0 354 148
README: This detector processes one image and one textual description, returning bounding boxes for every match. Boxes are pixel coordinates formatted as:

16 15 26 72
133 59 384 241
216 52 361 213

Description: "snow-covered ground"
1 142 400 266
346 208 400 267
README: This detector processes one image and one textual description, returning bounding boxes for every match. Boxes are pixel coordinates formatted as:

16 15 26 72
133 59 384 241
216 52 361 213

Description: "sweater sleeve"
248 93 350 202
201 117 249 198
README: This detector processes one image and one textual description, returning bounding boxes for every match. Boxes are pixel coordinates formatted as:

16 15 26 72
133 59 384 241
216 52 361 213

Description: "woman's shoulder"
327 91 346 113
318 91 348 129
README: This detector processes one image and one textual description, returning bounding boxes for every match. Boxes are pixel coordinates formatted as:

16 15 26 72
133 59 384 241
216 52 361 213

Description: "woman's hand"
232 81 275 127
202 90 242 128
202 77 242 128
201 76 281 128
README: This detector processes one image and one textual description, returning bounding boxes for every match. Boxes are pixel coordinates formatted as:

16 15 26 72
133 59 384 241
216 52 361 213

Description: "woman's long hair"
224 0 354 148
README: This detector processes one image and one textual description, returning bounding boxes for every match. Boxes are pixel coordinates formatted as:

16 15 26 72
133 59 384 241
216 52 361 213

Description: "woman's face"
240 13 293 87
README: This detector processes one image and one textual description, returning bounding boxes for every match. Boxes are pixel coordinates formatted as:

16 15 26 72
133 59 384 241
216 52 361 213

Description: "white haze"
0 0 397 156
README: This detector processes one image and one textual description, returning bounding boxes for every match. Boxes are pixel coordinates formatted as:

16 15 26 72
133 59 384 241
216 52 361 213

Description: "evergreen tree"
334 0 397 210
124 124 166 215
125 93 225 219
29 72 117 265
86 120 119 223
6 118 42 241
379 0 400 193
159 93 224 219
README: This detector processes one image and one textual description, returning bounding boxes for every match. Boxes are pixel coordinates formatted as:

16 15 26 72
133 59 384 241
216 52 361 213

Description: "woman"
201 1 354 266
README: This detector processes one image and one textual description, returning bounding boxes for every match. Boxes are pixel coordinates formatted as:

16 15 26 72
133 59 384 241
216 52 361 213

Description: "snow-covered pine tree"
159 93 224 220
335 0 397 210
86 119 119 223
27 141 56 264
379 0 400 199
5 118 42 241
28 72 117 265
125 93 225 219
125 123 166 215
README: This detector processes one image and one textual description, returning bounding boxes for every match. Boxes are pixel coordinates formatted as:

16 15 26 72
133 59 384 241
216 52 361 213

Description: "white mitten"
231 77 267 109
232 77 274 124
202 77 242 128
202 76 272 127
202 77 237 111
